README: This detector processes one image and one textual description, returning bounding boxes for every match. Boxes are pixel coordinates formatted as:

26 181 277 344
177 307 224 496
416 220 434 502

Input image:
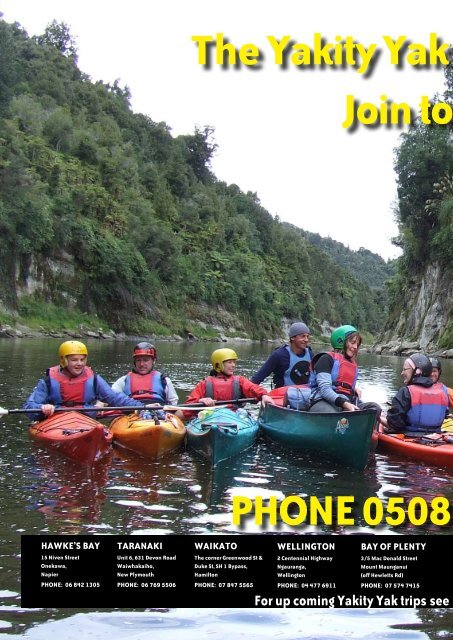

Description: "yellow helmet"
58 340 88 367
211 348 238 373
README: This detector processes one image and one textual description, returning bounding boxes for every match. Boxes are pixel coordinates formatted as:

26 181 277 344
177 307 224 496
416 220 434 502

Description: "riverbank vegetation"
0 19 392 340
385 59 453 349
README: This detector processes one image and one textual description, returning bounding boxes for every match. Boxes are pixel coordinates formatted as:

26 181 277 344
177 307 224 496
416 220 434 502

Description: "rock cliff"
373 262 453 357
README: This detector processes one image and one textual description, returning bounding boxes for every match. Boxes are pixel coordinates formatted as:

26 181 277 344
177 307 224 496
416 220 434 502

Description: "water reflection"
0 607 438 640
27 449 111 533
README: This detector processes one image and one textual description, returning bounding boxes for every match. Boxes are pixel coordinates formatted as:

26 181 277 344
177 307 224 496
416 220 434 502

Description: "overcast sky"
2 0 451 260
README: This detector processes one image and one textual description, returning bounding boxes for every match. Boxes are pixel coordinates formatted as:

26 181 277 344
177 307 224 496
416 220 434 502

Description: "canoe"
377 429 453 468
109 412 185 458
29 411 113 465
186 407 259 465
258 403 378 470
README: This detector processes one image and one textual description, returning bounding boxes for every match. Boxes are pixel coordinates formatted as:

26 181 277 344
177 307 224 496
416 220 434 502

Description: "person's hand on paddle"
145 402 165 409
41 404 55 417
197 397 216 407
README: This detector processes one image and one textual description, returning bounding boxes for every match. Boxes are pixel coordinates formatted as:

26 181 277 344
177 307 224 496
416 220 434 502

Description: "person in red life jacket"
251 321 313 389
429 356 453 409
111 342 182 418
23 341 144 421
309 325 381 418
381 353 449 434
183 348 274 419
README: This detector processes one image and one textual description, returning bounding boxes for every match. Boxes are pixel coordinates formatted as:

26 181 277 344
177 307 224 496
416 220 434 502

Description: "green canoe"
259 403 378 470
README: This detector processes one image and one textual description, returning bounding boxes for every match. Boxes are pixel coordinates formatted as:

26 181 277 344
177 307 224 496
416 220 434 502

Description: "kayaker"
251 321 313 388
111 342 182 418
309 325 381 417
183 348 275 418
23 340 144 421
429 356 453 408
381 353 449 434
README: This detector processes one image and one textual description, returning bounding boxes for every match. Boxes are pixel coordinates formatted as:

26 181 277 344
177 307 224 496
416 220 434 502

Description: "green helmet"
330 325 358 350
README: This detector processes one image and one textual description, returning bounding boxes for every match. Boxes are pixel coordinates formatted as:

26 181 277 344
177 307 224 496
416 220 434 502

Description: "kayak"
29 411 113 465
258 403 378 470
109 412 185 458
377 429 453 468
186 407 259 465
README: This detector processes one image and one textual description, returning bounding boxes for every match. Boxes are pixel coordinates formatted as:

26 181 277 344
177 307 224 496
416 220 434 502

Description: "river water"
0 338 452 638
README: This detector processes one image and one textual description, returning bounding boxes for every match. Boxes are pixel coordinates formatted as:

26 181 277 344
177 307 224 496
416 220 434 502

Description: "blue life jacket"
406 382 449 433
283 345 312 386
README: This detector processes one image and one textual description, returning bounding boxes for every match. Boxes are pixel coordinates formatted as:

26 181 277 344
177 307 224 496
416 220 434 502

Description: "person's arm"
312 354 352 409
251 349 287 385
315 372 351 408
96 375 143 408
111 375 127 393
239 377 274 404
162 378 183 418
22 379 53 420
385 388 411 433
182 380 209 420
164 378 179 405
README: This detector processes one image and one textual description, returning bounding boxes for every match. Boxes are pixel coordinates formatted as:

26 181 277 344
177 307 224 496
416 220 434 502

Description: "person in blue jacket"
251 321 313 388
381 353 449 434
23 340 144 421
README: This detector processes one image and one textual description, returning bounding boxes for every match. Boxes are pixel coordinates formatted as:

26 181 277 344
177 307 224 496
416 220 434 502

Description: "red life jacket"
204 375 242 401
407 382 449 432
47 365 96 406
329 352 358 397
124 371 166 402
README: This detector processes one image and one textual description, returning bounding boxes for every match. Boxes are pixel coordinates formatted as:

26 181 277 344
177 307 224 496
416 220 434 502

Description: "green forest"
386 59 453 348
0 19 398 340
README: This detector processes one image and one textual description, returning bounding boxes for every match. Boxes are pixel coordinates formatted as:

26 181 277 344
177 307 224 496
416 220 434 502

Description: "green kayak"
186 406 259 465
259 403 378 470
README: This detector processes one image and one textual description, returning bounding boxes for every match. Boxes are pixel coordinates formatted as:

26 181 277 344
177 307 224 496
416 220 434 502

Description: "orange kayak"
109 412 185 458
29 411 113 465
377 430 453 468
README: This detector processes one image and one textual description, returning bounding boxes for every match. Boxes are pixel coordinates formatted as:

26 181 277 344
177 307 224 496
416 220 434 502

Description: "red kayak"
377 429 453 468
29 411 113 465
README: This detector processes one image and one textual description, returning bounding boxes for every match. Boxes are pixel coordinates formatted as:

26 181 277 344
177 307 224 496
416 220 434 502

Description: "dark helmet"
429 356 442 374
133 342 157 360
408 353 432 377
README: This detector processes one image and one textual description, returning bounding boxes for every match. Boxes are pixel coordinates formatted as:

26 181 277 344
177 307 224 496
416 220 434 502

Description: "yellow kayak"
109 412 185 458
442 415 453 433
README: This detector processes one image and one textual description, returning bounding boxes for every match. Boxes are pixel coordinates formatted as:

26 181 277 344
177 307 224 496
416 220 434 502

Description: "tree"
179 125 217 183
393 121 453 267
36 20 78 60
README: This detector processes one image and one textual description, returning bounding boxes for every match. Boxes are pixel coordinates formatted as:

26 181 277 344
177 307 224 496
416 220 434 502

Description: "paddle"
0 397 258 417
163 398 259 412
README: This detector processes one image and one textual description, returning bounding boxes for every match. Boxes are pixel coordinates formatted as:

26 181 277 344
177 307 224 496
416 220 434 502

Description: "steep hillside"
297 229 395 290
375 88 453 354
0 19 387 339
